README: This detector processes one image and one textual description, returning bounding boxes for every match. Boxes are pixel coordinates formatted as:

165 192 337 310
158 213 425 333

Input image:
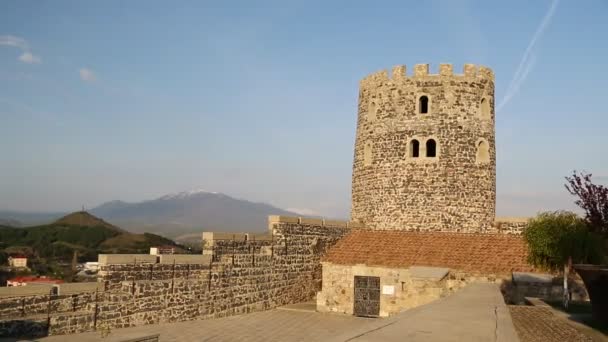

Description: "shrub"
524 211 605 271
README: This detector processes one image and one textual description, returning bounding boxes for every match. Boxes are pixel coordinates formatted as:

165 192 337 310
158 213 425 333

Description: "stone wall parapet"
494 217 530 235
267 215 365 230
360 63 495 89
98 254 158 265
158 254 211 265
0 285 55 298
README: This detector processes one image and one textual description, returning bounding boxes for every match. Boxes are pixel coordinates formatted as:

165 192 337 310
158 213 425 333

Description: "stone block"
323 219 348 228
463 64 477 76
391 65 406 80
0 284 54 297
158 255 211 265
495 217 529 223
439 63 453 76
512 272 553 284
98 254 158 265
268 215 300 224
247 233 273 241
300 217 323 226
414 63 429 76
201 232 248 241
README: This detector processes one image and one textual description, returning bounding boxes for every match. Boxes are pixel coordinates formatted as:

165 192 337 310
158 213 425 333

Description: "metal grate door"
353 276 380 317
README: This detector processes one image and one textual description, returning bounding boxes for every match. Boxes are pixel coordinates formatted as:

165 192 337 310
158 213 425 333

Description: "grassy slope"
0 211 183 261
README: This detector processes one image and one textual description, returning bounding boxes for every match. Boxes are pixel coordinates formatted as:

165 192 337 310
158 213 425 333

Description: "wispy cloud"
0 35 28 49
0 34 42 64
497 0 559 111
79 68 97 83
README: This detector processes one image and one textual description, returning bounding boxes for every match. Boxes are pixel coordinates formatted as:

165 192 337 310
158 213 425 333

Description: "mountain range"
0 190 304 238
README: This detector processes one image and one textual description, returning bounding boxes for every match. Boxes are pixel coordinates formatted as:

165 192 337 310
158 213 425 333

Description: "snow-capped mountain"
90 190 298 236
158 189 219 200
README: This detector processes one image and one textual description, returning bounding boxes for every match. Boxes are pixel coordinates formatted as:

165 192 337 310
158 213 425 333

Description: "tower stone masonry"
351 63 496 232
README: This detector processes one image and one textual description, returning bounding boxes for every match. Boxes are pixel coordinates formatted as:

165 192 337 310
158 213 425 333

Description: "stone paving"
31 283 518 342
347 282 518 342
509 306 594 342
35 310 382 342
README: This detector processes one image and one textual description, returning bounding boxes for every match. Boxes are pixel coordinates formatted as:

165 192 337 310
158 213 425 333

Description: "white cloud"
0 34 43 64
18 52 41 64
79 68 97 83
0 35 28 50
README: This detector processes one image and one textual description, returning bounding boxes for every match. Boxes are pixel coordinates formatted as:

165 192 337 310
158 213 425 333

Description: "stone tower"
351 63 496 232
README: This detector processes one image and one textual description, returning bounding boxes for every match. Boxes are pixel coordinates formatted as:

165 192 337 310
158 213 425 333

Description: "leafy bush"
524 211 605 271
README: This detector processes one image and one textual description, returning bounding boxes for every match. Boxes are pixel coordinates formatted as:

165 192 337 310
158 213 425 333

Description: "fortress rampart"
352 63 496 232
0 216 353 338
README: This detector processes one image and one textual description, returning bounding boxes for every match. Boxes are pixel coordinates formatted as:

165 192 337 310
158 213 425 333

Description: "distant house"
83 262 99 272
7 255 28 269
150 245 176 255
7 276 63 287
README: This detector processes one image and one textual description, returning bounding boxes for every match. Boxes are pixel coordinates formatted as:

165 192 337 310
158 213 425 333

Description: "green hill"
54 211 125 233
0 211 184 263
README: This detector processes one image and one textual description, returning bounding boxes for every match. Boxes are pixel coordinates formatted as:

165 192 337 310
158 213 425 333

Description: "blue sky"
1 0 607 218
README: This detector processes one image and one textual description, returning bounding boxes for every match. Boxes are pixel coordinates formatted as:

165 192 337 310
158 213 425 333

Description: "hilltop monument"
350 63 496 232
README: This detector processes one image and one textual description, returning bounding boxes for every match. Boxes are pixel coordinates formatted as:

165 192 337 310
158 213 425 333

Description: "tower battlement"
360 63 494 90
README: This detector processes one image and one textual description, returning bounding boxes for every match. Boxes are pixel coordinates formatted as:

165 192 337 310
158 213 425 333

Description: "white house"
8 255 27 268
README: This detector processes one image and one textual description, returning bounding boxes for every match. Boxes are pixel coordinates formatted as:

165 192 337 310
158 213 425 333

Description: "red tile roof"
8 276 63 284
322 230 535 275
8 254 27 259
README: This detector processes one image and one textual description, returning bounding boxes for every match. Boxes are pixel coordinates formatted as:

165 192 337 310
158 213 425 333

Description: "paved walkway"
33 283 516 342
343 282 518 342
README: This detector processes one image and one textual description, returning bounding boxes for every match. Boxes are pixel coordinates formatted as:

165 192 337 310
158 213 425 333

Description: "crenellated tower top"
360 63 494 91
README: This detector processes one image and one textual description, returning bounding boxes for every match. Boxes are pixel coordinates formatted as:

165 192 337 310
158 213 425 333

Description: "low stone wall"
99 261 211 291
317 263 477 317
0 284 55 297
494 217 529 234
57 282 103 295
98 254 158 265
317 262 587 317
502 274 588 304
0 215 353 338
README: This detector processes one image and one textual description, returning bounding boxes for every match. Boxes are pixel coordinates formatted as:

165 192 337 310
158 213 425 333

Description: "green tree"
523 211 605 271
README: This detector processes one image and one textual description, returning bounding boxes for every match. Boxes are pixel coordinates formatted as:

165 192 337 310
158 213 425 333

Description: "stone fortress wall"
351 63 496 232
0 216 354 338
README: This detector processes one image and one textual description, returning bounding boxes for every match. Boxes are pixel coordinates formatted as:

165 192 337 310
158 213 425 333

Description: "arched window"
368 101 377 121
479 97 490 118
426 139 437 157
409 139 420 158
419 96 429 114
476 139 490 163
363 142 372 166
